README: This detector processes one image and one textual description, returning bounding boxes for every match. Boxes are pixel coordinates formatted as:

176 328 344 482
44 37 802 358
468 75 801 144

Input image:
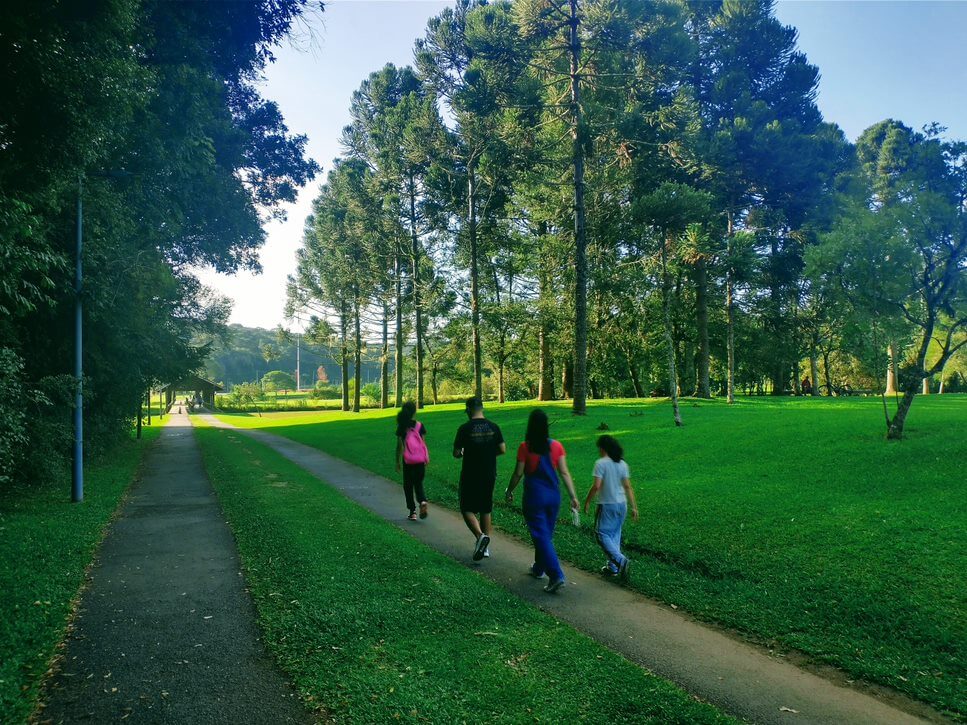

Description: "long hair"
525 409 550 455
597 434 623 462
396 401 416 436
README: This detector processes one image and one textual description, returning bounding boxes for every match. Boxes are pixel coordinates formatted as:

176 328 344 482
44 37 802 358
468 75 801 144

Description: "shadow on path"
40 409 312 724
198 413 944 725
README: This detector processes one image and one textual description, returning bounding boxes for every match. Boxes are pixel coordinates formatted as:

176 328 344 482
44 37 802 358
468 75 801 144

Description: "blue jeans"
523 482 564 582
595 502 628 571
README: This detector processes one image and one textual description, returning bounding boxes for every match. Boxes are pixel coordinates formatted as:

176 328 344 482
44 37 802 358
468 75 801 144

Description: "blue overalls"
523 442 565 583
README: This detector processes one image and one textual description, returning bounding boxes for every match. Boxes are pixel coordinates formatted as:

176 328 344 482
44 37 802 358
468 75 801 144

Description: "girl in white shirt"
582 435 638 578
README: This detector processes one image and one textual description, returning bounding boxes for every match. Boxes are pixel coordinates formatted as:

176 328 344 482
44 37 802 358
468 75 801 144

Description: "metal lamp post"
73 170 132 503
73 177 84 502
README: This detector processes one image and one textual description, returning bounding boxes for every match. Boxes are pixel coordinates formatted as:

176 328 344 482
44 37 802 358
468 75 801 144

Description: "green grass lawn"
214 395 967 717
192 421 733 723
0 427 161 724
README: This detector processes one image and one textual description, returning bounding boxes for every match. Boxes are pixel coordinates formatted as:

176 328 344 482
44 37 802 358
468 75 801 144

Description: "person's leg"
402 465 417 513
523 504 546 576
595 503 627 569
462 511 482 538
542 500 564 582
413 464 428 518
527 501 564 583
480 512 492 536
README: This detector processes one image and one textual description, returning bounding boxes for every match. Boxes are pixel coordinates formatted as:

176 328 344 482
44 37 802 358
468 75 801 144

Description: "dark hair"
597 434 623 462
465 396 483 417
525 409 550 455
396 401 417 437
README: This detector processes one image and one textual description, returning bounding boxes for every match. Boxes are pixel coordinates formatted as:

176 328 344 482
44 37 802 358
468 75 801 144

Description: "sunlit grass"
214 394 967 716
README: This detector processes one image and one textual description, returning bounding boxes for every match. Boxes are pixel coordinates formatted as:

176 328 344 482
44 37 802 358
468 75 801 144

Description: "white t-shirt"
593 457 630 505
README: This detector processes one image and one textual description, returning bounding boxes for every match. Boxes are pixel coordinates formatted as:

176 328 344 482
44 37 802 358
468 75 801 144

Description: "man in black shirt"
453 397 505 561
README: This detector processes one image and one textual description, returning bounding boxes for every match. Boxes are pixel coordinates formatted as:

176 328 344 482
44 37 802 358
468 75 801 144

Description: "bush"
0 348 28 488
309 383 341 400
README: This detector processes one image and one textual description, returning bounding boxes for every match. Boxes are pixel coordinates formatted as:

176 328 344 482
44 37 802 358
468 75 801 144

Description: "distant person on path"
453 397 505 561
505 409 579 593
395 401 429 521
801 376 813 396
583 435 638 579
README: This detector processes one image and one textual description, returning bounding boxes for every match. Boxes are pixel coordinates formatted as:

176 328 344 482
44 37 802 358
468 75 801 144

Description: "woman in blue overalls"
504 409 580 593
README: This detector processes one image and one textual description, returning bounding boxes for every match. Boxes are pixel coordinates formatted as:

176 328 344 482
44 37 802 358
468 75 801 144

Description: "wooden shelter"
161 374 224 409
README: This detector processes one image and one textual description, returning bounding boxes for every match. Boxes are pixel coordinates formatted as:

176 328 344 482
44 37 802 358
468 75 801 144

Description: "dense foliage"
290 0 965 437
0 1 319 487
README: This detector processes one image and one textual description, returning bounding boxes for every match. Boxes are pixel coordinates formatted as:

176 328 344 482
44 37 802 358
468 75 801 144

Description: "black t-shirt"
453 418 504 483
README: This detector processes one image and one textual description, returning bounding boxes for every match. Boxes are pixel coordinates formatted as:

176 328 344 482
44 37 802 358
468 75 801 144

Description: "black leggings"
402 463 427 512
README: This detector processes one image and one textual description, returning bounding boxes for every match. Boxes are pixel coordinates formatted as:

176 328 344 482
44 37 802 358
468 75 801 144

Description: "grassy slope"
0 427 161 724
215 395 967 717
192 422 733 724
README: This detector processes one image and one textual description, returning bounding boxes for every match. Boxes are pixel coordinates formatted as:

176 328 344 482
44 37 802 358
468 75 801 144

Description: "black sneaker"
619 558 630 579
600 565 619 577
472 534 491 561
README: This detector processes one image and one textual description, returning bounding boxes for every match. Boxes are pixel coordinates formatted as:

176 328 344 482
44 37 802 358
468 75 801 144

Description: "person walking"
583 435 638 579
395 401 429 521
453 397 506 561
504 409 579 593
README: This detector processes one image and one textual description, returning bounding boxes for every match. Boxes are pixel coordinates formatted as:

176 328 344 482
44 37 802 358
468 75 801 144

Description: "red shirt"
517 440 565 475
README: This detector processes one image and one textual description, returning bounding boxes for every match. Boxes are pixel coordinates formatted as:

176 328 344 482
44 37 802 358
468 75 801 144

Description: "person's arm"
497 442 507 455
556 455 580 512
583 476 602 514
505 459 525 502
623 477 639 521
453 427 463 459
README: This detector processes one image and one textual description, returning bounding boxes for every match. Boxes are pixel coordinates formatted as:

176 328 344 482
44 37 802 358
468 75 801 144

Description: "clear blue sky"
198 0 967 330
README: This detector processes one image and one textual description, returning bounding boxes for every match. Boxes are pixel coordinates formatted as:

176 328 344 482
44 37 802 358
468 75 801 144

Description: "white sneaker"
483 547 491 558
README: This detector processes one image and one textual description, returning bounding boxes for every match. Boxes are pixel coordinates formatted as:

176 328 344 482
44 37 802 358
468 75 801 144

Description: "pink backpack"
402 422 429 464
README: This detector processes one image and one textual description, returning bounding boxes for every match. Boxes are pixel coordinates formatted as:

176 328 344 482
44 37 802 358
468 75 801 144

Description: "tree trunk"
629 362 644 398
726 216 736 405
408 176 424 408
887 316 935 439
562 358 574 399
682 339 696 397
146 389 151 425
431 365 439 406
810 343 820 397
340 302 349 412
938 363 946 394
537 222 555 401
662 234 683 426
792 361 801 395
886 342 898 395
569 0 588 416
353 293 361 413
136 401 142 439
381 301 389 409
695 256 711 397
822 350 834 396
498 358 505 404
395 241 404 407
539 326 554 400
922 376 930 395
468 162 483 400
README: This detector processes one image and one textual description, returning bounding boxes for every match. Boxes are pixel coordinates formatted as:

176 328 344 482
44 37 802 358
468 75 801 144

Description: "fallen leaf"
779 706 799 713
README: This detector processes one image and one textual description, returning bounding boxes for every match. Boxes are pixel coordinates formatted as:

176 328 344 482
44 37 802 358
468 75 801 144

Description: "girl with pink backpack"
395 401 429 521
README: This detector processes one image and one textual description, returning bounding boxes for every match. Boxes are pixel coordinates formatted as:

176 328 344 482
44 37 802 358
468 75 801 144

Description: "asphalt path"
198 412 946 725
39 409 312 724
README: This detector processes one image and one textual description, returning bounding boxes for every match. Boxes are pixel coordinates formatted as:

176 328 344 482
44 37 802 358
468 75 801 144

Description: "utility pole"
296 333 301 392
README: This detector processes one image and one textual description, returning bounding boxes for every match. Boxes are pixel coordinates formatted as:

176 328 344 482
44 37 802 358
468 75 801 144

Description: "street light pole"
73 177 84 503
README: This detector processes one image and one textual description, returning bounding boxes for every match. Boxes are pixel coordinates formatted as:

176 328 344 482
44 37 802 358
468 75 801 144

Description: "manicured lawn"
0 427 161 725
192 421 733 723
214 395 967 717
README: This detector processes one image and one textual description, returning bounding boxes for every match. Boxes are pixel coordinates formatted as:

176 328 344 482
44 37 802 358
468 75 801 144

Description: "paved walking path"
199 412 945 725
40 409 311 724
